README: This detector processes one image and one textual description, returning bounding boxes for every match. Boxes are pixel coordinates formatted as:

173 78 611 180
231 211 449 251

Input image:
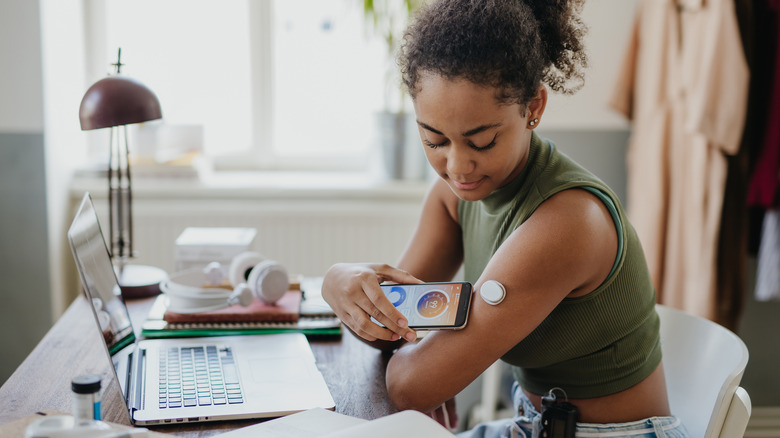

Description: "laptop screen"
67 193 138 398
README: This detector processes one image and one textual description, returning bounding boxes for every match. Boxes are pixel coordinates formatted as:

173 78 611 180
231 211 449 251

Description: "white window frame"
83 0 376 173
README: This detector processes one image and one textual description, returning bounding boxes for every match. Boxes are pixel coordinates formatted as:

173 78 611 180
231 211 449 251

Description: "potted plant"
362 0 426 181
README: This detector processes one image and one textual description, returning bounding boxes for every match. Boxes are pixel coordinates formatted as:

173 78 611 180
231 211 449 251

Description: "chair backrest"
656 304 750 437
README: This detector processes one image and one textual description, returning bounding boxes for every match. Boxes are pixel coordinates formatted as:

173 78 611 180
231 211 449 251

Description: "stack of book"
141 282 341 338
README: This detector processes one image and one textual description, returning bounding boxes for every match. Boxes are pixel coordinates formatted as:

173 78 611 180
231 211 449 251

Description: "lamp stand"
108 125 133 262
107 124 166 298
80 48 167 298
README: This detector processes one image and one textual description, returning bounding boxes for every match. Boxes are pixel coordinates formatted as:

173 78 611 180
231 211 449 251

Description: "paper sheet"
214 408 455 438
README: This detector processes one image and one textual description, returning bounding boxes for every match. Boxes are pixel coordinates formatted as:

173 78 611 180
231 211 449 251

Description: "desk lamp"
79 49 167 298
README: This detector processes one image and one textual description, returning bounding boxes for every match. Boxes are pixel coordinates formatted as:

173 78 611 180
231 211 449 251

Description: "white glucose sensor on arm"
480 280 506 305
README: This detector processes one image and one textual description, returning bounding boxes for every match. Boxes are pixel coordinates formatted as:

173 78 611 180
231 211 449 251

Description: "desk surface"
0 295 397 436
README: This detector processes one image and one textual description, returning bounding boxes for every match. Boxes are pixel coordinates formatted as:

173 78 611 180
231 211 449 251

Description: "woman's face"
413 73 539 202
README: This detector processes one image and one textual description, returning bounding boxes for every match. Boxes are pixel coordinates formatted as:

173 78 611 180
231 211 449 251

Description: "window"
93 0 389 171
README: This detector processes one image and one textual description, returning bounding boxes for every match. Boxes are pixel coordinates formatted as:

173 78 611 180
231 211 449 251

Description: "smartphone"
378 282 472 330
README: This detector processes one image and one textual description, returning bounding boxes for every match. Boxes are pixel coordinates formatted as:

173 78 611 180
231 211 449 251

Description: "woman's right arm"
321 262 421 347
321 180 464 348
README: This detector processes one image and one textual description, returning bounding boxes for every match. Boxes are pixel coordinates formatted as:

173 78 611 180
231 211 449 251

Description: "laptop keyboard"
158 345 244 409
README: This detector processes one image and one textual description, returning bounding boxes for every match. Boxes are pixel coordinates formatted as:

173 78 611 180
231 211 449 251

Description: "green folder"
141 294 342 338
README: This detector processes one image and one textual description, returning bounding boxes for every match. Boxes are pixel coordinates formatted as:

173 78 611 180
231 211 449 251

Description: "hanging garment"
747 0 780 302
755 209 780 301
610 0 749 322
747 0 780 209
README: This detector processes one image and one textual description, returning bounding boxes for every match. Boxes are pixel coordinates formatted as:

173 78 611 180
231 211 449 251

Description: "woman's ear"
525 85 548 129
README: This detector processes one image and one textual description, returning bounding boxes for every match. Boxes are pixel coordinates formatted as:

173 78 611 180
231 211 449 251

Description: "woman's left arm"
385 188 619 412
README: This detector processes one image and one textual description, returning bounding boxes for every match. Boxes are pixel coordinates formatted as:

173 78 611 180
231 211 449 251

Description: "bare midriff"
522 363 671 424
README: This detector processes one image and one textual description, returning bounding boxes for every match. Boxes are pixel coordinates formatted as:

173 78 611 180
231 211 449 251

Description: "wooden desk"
0 295 398 436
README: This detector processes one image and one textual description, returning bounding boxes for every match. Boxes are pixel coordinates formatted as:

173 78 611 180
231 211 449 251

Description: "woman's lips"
452 178 484 190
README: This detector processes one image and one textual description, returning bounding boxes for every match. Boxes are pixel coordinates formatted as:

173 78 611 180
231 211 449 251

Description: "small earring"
529 118 539 127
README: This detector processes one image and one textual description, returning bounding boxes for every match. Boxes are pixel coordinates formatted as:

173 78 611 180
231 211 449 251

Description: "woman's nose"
446 144 476 176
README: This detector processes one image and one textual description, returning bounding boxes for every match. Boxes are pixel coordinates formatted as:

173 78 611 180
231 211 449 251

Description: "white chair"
474 305 752 436
657 304 752 438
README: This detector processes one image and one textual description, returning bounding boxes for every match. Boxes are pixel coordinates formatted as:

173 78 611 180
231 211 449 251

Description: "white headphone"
160 252 289 314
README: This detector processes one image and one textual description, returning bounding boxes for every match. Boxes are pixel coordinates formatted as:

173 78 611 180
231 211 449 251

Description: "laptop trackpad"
245 356 313 382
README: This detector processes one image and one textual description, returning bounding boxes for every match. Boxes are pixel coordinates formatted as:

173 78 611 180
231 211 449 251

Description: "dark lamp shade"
79 75 162 130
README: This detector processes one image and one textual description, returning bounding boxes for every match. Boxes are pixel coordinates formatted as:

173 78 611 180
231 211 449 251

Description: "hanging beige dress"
610 0 749 321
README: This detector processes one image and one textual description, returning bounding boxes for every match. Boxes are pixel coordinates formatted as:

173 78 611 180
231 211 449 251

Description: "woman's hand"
322 263 420 343
427 398 458 430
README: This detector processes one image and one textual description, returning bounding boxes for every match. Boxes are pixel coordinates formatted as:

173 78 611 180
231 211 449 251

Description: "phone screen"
378 282 472 329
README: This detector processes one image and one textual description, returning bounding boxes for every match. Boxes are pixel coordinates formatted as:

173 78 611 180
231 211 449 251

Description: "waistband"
509 383 689 438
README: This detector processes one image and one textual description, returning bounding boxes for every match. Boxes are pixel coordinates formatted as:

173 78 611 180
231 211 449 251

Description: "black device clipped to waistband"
540 388 579 438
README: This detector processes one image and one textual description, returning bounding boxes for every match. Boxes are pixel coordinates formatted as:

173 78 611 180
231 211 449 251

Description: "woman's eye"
469 133 498 150
423 138 449 148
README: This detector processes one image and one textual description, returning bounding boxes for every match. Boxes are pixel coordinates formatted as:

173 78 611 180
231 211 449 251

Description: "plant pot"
374 111 427 181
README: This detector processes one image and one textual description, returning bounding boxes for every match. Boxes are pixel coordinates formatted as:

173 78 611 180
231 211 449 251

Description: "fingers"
427 406 443 426
444 398 458 430
441 405 452 430
361 282 416 340
366 264 422 339
353 278 416 342
428 404 453 430
322 263 417 342
373 263 423 285
344 307 401 342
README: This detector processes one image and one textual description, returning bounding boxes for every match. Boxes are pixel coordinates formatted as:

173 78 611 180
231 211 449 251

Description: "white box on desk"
175 227 257 275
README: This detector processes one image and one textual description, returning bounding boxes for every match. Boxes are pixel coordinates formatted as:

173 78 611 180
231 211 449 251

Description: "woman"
322 1 689 436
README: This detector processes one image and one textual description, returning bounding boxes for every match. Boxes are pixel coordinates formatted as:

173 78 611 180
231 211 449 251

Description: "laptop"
67 193 335 426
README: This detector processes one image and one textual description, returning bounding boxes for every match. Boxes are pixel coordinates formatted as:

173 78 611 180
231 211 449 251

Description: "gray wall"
737 259 780 406
540 129 629 205
0 134 51 383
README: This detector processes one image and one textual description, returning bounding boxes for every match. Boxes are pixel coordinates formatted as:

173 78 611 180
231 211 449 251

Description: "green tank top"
457 133 661 399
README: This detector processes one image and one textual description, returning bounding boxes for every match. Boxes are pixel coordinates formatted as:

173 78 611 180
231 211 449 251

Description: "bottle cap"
72 375 102 394
480 280 506 305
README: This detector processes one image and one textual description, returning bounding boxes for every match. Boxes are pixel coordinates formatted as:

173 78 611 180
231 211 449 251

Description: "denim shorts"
458 383 690 438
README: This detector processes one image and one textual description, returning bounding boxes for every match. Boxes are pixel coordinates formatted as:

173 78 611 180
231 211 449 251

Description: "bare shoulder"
397 179 464 280
529 187 617 238
520 187 619 295
424 178 460 224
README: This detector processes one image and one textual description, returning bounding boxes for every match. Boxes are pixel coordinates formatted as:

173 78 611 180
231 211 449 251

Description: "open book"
215 408 456 438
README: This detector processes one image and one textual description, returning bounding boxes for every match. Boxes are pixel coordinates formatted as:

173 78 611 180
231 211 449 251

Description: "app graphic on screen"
387 286 407 307
416 290 448 318
379 283 463 327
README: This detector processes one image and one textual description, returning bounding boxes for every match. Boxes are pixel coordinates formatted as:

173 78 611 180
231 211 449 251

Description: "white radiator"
83 190 425 279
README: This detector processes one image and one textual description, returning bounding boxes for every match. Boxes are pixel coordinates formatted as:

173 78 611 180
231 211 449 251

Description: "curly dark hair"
398 0 588 107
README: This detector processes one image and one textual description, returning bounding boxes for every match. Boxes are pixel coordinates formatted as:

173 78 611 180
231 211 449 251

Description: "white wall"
541 0 637 130
40 0 90 317
0 0 44 132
